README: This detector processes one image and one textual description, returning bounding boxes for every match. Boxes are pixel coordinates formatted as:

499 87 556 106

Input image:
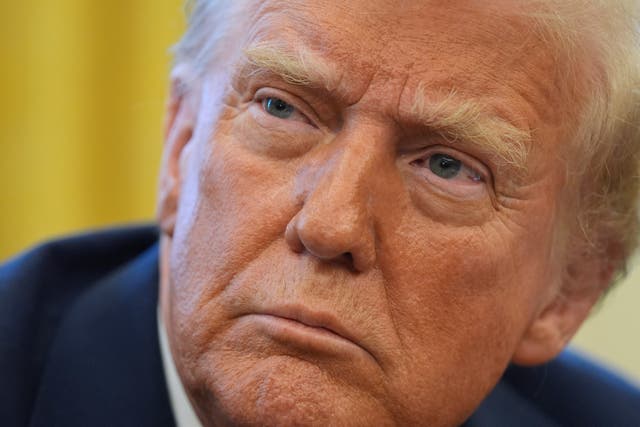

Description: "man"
1 0 640 426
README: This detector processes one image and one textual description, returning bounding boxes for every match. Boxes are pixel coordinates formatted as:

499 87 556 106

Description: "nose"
285 131 386 273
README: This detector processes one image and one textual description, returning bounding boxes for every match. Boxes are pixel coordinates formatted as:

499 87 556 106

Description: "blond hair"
526 1 640 280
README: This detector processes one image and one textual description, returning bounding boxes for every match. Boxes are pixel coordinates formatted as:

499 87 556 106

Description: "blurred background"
0 1 638 384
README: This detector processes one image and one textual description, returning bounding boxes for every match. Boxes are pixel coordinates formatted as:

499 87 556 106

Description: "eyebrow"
409 85 531 170
242 44 530 170
243 42 340 90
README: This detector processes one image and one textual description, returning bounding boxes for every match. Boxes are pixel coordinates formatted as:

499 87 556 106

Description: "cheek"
389 220 552 341
168 127 299 358
377 214 556 418
382 221 518 352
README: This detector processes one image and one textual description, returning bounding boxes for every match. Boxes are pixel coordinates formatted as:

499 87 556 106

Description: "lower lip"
242 314 362 357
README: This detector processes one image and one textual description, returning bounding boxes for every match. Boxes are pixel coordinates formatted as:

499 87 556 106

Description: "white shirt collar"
158 309 204 427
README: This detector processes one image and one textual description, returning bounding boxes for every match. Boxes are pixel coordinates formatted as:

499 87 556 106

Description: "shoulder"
508 349 640 425
467 349 640 426
0 225 159 297
0 224 158 288
0 225 159 426
0 224 159 345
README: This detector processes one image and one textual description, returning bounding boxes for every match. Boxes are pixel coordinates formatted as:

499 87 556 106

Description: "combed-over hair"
526 1 640 283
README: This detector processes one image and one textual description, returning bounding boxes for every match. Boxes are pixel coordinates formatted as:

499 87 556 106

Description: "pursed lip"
245 305 377 362
265 306 355 341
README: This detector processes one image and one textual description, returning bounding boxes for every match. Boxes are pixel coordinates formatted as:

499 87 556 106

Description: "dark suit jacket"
1 226 639 427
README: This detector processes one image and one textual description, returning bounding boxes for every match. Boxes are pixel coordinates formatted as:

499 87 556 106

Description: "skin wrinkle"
409 85 531 169
393 11 564 131
216 268 390 398
357 21 393 109
500 29 561 121
348 61 378 110
393 72 412 133
157 1 634 426
184 126 299 326
370 188 407 371
178 0 640 267
243 43 532 172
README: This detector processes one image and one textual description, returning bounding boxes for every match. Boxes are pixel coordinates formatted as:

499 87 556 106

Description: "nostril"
343 252 354 265
337 252 355 270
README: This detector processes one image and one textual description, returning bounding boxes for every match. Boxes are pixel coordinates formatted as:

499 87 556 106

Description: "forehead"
240 0 565 124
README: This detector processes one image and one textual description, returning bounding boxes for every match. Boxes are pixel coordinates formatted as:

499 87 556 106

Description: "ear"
157 69 197 238
511 249 618 366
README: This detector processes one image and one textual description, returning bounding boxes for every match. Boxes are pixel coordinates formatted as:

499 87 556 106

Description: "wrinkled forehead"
233 0 569 122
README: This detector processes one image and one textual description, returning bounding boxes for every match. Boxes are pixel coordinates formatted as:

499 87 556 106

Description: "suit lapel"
30 244 176 427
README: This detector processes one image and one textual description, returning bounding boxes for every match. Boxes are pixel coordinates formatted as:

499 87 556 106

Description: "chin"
182 353 396 427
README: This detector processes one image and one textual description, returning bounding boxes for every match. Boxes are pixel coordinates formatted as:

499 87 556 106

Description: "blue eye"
429 153 462 179
263 97 295 119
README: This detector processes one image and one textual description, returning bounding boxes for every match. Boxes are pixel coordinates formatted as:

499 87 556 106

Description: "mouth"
240 306 376 362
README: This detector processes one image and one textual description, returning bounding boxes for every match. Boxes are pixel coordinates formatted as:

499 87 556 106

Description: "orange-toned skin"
158 1 609 426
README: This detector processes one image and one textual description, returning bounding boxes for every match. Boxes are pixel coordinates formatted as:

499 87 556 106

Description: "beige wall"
1 1 638 385
573 263 640 385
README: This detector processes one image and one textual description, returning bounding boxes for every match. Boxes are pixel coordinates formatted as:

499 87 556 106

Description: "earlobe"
157 72 197 238
511 253 615 366
511 292 590 366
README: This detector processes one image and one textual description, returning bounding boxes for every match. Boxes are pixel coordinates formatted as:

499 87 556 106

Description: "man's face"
160 1 588 425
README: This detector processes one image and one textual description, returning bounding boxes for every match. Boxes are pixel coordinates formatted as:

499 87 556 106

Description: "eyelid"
403 144 497 203
418 145 491 184
254 87 320 129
